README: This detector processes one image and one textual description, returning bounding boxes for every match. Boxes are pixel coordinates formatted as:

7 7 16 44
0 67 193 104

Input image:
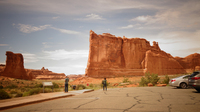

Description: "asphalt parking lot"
2 86 200 112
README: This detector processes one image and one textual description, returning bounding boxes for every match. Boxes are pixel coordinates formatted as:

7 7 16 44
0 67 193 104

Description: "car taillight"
171 79 176 82
191 77 200 80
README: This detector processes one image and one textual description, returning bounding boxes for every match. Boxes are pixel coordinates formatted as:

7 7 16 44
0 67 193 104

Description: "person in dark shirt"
65 76 69 92
102 78 107 91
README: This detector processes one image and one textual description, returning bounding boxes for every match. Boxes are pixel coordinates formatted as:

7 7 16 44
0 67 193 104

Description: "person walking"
102 78 107 91
65 76 69 92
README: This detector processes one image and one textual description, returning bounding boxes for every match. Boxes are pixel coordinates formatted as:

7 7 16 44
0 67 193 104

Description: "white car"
169 75 190 89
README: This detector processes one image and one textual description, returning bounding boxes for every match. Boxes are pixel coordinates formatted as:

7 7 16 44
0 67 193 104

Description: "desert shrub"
76 84 86 90
15 92 23 97
0 89 11 100
29 88 42 95
10 90 18 94
35 83 43 88
53 82 59 88
44 88 53 93
139 73 160 86
6 84 18 89
139 77 148 86
21 82 24 84
162 75 170 84
23 92 30 97
89 84 94 88
0 85 3 89
20 87 27 92
123 77 130 83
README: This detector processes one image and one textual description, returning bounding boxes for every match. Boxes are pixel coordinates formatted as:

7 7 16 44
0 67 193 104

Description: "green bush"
139 72 160 86
44 88 53 93
163 75 170 84
20 87 28 92
29 88 42 95
6 84 18 89
123 77 130 83
15 92 23 97
0 89 11 100
76 84 86 90
89 84 94 88
10 90 18 94
53 82 59 88
23 92 30 97
35 83 43 88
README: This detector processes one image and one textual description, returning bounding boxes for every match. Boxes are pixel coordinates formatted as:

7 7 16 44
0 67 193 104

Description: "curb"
0 94 74 111
0 89 94 111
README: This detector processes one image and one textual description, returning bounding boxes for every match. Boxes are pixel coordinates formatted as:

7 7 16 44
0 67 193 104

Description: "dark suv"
188 71 200 92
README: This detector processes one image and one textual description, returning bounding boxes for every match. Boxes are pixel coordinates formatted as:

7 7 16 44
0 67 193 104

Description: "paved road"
2 87 200 112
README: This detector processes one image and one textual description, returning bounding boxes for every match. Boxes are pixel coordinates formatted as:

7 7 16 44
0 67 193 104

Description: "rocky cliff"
0 51 66 80
85 30 199 77
0 51 33 80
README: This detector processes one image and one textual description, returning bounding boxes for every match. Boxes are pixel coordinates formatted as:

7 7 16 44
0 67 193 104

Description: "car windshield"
190 72 199 77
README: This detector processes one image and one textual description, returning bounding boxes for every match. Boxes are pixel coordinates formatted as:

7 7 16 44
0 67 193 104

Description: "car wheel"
180 83 187 89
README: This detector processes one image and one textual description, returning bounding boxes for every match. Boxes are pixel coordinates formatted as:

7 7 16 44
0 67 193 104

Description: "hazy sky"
0 0 200 75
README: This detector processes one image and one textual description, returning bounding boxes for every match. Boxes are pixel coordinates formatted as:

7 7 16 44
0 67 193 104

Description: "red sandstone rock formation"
67 74 84 80
143 50 185 75
26 67 66 80
174 53 200 72
0 51 32 80
85 30 199 77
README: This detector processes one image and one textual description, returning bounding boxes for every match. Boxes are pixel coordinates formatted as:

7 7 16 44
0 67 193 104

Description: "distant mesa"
0 51 66 80
85 30 200 77
26 67 66 80
0 51 32 80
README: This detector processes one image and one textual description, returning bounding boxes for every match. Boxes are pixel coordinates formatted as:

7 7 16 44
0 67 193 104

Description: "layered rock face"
0 51 66 80
0 51 32 80
26 67 66 80
85 31 199 77
174 53 200 72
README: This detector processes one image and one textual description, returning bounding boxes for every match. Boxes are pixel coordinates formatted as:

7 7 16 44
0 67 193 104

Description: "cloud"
119 24 140 29
42 49 89 60
76 13 105 21
0 0 156 15
130 1 200 30
22 53 38 63
131 15 151 22
15 23 80 34
16 24 51 33
50 27 80 34
0 44 9 46
52 16 60 20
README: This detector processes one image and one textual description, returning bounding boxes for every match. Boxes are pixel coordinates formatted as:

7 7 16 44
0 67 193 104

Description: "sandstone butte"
85 30 200 78
0 51 66 80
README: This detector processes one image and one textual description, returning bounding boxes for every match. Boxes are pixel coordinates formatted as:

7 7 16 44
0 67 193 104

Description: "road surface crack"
167 104 172 112
158 93 164 102
74 97 99 109
123 96 140 112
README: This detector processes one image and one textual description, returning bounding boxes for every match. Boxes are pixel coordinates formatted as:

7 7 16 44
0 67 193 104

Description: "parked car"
188 71 200 92
169 75 190 89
